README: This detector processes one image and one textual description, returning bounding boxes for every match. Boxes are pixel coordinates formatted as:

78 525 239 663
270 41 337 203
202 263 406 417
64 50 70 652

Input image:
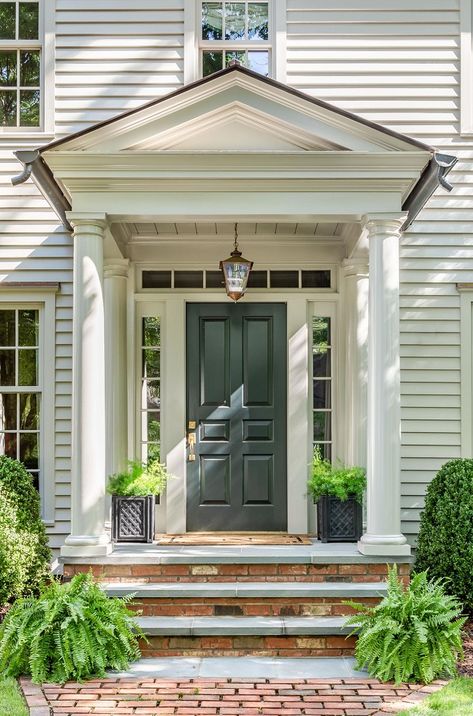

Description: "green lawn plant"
415 458 473 612
0 456 51 606
0 572 143 684
0 678 28 716
107 459 169 497
345 565 466 685
308 447 366 503
400 678 473 716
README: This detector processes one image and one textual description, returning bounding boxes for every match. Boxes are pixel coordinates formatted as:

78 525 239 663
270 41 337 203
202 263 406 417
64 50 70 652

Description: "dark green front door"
186 303 287 531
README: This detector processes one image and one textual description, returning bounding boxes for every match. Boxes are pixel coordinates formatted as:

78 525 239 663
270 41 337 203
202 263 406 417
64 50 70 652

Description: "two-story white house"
0 0 471 569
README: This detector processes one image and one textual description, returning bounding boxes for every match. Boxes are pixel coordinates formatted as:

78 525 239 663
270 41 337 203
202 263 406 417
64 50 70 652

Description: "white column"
342 259 369 468
104 259 129 479
61 215 111 557
358 214 411 556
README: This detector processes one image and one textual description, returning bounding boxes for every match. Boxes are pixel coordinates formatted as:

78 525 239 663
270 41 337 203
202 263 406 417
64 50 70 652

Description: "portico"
17 64 454 559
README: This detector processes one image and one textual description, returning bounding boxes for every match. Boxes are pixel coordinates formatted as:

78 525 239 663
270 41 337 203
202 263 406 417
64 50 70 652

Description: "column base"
357 533 411 557
60 533 112 558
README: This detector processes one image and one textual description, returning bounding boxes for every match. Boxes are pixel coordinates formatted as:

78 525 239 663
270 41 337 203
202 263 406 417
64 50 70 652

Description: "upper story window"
0 0 40 128
201 1 270 77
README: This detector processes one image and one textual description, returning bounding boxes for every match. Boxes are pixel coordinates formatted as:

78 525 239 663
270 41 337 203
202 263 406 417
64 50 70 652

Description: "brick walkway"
21 677 447 715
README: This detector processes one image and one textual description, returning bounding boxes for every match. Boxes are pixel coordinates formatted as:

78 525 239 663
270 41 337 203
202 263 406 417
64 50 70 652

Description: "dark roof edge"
401 152 457 231
12 150 72 231
37 64 434 155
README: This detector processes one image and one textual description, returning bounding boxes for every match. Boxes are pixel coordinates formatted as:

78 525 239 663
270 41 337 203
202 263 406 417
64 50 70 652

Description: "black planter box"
112 495 155 543
316 494 362 543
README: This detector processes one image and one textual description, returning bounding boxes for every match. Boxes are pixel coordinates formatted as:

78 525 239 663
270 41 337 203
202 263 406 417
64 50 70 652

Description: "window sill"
0 131 55 143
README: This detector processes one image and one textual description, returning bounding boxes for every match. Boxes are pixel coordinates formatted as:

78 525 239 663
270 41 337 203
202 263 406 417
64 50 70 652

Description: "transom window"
312 316 332 461
0 308 40 487
201 1 270 77
0 0 40 127
141 317 161 464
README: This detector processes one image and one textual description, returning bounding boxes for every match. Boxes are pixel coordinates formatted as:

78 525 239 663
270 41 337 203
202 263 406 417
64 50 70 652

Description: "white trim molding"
461 0 473 135
458 283 473 456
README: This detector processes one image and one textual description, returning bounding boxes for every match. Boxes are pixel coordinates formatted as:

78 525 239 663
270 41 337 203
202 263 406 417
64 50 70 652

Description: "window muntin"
0 0 40 128
312 316 332 461
142 269 332 290
201 0 270 77
0 308 40 487
141 317 161 464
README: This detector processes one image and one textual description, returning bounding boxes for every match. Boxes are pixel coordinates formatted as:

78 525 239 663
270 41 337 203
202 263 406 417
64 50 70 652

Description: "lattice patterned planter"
316 494 362 543
112 495 155 543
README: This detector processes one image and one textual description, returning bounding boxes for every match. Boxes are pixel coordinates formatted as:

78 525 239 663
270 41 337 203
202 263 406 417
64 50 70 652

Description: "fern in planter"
107 459 169 496
345 565 466 685
0 573 143 683
308 448 366 503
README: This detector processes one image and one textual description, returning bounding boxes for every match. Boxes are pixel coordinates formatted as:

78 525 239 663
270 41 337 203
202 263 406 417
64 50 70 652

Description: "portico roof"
12 63 456 231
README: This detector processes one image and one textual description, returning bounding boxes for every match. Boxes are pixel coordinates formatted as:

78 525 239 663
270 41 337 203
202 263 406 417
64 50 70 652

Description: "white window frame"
0 290 55 523
460 0 473 135
184 0 286 83
0 0 55 137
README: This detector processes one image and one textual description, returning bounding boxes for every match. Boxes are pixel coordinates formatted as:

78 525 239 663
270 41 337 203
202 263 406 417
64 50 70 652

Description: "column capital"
342 257 369 278
66 212 107 232
362 213 408 235
104 258 129 280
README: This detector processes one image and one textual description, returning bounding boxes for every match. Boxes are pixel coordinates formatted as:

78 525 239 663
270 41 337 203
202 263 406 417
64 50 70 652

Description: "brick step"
136 616 356 657
67 561 401 583
104 580 386 616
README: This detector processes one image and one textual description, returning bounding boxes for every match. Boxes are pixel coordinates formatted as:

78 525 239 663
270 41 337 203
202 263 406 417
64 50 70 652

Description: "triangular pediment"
42 65 433 157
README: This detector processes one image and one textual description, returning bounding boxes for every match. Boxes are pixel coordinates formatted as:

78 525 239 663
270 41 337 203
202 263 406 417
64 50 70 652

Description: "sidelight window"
141 317 161 464
0 308 40 487
312 315 332 461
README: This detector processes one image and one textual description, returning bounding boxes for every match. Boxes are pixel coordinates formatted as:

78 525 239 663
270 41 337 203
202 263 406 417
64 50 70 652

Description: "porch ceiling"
127 221 343 239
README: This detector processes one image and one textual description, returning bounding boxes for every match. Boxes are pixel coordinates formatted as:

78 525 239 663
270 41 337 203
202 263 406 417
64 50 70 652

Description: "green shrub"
307 448 366 503
415 458 473 612
107 459 170 496
0 572 143 683
0 456 50 606
345 565 466 685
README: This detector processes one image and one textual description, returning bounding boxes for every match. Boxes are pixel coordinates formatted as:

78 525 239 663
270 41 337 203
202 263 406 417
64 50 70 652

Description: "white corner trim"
42 0 55 134
184 0 198 85
460 0 473 135
274 0 287 83
459 285 473 456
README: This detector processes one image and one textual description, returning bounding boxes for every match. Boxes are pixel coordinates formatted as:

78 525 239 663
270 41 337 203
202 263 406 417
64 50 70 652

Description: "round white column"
104 259 129 479
61 216 111 557
358 214 411 556
342 259 369 468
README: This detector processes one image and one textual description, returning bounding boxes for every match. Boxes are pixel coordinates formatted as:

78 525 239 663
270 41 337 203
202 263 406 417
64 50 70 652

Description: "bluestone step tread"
104 580 387 598
136 615 353 636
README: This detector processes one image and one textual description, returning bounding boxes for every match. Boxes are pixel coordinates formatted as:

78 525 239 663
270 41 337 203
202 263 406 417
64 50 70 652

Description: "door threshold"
155 533 312 545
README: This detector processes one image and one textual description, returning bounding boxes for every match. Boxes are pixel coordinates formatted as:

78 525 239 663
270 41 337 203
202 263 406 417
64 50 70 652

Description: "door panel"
187 303 287 531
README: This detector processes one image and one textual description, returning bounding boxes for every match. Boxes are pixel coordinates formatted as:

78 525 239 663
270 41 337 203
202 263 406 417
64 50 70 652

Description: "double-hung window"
0 308 40 487
201 1 270 77
0 0 40 128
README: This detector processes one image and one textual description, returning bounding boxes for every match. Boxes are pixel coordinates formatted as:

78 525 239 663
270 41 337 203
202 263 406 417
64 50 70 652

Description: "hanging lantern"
219 223 253 301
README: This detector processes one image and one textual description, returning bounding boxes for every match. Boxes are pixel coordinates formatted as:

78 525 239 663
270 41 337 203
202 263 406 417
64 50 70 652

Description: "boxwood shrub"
0 456 50 606
415 458 473 612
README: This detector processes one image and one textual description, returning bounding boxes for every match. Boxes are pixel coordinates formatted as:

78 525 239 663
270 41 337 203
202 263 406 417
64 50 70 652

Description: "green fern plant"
0 572 144 683
107 459 170 497
308 447 366 503
345 565 466 685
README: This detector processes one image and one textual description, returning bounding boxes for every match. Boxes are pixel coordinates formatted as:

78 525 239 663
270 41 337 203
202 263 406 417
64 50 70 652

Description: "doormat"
155 533 312 545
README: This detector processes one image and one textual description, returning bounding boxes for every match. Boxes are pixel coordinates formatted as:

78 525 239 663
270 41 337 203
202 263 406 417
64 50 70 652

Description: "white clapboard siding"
0 139 73 544
55 0 184 136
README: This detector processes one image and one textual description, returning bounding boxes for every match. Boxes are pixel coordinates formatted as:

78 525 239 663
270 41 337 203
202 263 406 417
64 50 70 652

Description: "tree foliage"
0 456 50 606
415 458 473 612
